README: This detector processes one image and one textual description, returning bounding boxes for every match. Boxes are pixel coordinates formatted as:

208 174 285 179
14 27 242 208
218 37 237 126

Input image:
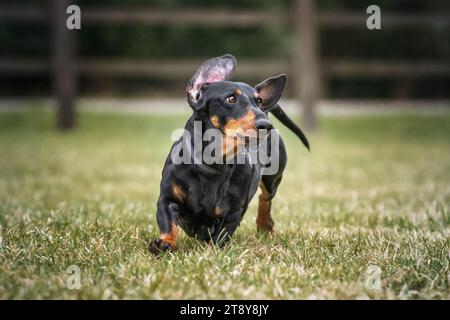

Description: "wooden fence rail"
4 58 449 78
1 0 449 129
2 6 450 26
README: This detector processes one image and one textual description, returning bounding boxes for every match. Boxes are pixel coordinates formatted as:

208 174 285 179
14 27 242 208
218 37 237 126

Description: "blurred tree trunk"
52 0 76 130
294 0 321 130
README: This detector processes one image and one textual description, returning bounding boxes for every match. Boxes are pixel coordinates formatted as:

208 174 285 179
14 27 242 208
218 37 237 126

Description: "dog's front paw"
148 239 174 255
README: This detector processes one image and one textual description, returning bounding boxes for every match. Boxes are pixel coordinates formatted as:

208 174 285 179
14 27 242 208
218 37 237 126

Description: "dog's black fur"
149 54 309 254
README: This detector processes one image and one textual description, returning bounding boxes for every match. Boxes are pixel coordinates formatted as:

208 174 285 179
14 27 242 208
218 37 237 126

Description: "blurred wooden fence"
0 0 449 129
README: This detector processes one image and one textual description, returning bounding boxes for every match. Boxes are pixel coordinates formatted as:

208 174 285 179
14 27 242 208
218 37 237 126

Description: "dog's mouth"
221 127 271 158
235 131 269 153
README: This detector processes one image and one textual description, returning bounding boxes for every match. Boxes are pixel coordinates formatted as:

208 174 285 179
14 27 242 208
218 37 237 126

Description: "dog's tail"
269 104 310 151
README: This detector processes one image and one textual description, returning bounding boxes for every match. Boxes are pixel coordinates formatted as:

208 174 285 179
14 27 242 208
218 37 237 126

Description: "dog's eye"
256 98 263 107
226 95 237 104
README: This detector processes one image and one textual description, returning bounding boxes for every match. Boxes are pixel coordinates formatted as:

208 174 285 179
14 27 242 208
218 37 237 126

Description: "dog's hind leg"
256 134 287 233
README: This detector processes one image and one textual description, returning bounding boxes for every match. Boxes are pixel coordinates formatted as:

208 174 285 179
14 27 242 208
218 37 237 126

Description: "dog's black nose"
255 119 273 130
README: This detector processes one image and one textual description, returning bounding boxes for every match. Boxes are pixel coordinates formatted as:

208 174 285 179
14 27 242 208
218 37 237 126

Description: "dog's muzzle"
255 119 273 131
235 119 273 154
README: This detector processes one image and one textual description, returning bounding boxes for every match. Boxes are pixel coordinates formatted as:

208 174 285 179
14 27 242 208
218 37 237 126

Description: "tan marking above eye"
234 88 242 96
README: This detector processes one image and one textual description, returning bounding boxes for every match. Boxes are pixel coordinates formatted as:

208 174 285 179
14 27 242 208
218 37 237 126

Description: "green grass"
0 109 449 299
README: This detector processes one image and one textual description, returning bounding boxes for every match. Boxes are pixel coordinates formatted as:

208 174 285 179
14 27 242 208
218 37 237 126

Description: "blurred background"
1 0 449 129
1 0 450 299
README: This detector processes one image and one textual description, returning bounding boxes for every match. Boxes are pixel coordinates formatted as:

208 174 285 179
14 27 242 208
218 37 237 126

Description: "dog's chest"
190 163 259 218
176 163 260 240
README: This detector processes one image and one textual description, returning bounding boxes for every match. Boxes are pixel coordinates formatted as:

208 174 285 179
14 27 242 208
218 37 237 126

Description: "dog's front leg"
149 198 179 255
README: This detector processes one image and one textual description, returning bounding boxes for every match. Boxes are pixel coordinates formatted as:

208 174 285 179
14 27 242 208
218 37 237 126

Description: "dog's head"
186 54 286 157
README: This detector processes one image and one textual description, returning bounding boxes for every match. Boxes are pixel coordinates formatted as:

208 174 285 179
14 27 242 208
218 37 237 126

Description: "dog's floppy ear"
255 74 287 112
186 54 236 111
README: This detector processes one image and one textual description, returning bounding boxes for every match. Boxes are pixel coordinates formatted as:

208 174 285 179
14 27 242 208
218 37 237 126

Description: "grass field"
0 109 449 299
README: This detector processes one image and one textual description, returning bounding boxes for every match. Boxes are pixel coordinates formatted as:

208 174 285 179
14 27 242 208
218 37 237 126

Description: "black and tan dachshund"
149 54 309 254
